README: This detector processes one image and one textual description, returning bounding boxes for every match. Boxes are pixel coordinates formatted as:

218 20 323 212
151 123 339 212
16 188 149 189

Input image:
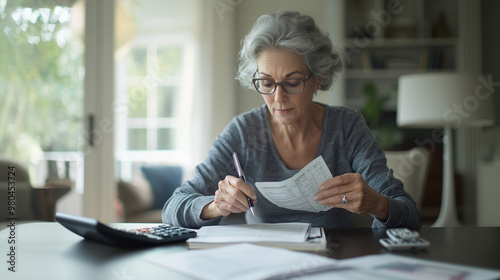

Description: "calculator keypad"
111 224 197 244
128 225 196 240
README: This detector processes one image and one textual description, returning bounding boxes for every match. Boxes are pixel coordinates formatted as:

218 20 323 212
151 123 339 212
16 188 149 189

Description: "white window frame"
115 33 195 181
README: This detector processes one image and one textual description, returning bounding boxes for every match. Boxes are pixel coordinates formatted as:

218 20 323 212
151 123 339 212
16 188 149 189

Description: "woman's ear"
313 76 323 91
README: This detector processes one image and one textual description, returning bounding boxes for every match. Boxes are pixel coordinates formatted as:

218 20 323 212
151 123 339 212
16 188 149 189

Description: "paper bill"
255 156 332 212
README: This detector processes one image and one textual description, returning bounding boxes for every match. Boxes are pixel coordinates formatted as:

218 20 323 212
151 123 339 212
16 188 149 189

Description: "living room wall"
477 0 500 226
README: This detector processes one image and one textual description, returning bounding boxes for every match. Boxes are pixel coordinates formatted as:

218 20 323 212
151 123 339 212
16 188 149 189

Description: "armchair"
118 165 183 223
0 156 71 227
352 147 430 227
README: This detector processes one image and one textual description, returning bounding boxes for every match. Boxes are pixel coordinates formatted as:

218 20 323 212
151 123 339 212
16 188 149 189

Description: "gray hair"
236 11 342 91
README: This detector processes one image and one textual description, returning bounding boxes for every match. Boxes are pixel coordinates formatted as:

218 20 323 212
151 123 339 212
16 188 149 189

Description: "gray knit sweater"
162 104 422 229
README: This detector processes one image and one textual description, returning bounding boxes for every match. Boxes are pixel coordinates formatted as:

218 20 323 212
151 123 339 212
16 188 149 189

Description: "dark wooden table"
1 223 498 279
325 227 500 270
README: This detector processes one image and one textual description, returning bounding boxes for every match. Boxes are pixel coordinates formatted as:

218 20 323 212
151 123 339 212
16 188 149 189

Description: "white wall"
190 0 239 162
477 127 500 226
477 0 500 226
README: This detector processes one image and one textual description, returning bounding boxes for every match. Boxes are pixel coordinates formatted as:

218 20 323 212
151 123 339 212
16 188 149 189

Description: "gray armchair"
352 147 431 227
0 156 70 226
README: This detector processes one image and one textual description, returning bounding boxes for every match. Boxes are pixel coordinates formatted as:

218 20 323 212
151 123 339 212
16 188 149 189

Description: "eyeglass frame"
251 71 314 95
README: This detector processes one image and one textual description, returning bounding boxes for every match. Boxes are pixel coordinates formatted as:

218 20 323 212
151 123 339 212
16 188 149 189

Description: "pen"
232 152 255 216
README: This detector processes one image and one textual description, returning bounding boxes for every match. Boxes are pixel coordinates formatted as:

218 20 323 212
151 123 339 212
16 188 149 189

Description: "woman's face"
256 49 320 126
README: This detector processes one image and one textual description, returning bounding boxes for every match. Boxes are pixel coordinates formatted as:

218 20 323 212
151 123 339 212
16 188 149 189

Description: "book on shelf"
186 222 327 252
418 48 429 69
384 56 418 69
360 50 373 70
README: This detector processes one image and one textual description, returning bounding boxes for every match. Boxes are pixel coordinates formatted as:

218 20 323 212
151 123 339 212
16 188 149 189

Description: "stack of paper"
150 243 337 280
333 254 500 280
150 245 500 280
186 222 327 252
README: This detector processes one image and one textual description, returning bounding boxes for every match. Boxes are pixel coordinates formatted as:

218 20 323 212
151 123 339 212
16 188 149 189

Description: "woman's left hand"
313 173 389 221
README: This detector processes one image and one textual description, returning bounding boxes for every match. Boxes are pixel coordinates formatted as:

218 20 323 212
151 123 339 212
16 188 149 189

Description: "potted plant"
361 82 403 150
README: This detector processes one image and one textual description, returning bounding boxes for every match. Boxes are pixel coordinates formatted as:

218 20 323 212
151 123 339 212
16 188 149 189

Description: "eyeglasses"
252 72 313 95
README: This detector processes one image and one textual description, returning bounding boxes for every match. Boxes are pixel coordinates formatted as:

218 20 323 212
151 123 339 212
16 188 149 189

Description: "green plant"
361 82 402 149
361 83 391 129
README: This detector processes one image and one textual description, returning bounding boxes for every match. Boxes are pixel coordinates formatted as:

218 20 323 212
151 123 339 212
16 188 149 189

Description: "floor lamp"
397 73 495 227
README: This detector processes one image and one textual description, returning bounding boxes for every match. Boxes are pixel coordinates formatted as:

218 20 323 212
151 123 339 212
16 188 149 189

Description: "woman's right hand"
200 175 257 220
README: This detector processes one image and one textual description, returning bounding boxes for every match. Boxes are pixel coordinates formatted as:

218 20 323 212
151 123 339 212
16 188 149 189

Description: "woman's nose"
274 85 287 103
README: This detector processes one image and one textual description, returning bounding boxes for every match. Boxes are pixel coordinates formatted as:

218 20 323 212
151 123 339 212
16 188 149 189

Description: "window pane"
0 2 84 187
157 86 176 117
128 47 147 76
157 47 182 76
157 128 175 150
128 86 147 117
128 128 147 150
115 0 197 180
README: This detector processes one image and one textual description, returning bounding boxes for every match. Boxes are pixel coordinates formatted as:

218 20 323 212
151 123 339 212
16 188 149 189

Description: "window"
115 1 198 180
0 1 84 189
126 45 182 151
1 0 214 220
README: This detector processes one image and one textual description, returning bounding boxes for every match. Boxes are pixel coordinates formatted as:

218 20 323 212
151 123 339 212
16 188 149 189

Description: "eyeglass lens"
254 78 305 94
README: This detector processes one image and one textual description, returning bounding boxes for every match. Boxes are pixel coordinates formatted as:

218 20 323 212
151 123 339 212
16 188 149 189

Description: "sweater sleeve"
162 118 243 228
345 111 422 229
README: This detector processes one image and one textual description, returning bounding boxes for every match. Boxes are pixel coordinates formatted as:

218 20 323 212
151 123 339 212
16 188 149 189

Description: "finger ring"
342 195 348 205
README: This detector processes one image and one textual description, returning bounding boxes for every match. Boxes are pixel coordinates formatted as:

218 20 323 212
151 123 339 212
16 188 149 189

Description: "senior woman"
163 11 422 229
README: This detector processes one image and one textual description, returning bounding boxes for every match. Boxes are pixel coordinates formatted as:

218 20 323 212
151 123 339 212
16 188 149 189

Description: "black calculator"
55 212 197 247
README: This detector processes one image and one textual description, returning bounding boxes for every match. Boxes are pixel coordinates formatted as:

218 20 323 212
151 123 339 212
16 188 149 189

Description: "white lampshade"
397 73 495 128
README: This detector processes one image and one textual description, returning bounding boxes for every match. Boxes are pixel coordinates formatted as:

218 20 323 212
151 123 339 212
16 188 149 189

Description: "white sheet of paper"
149 243 337 280
190 222 310 243
330 254 500 280
255 156 332 212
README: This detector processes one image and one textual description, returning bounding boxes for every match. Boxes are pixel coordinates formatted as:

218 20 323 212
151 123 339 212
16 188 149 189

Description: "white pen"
232 152 255 216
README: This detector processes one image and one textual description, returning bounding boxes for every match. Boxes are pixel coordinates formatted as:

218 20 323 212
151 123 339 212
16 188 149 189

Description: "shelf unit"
336 0 486 225
341 0 459 111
